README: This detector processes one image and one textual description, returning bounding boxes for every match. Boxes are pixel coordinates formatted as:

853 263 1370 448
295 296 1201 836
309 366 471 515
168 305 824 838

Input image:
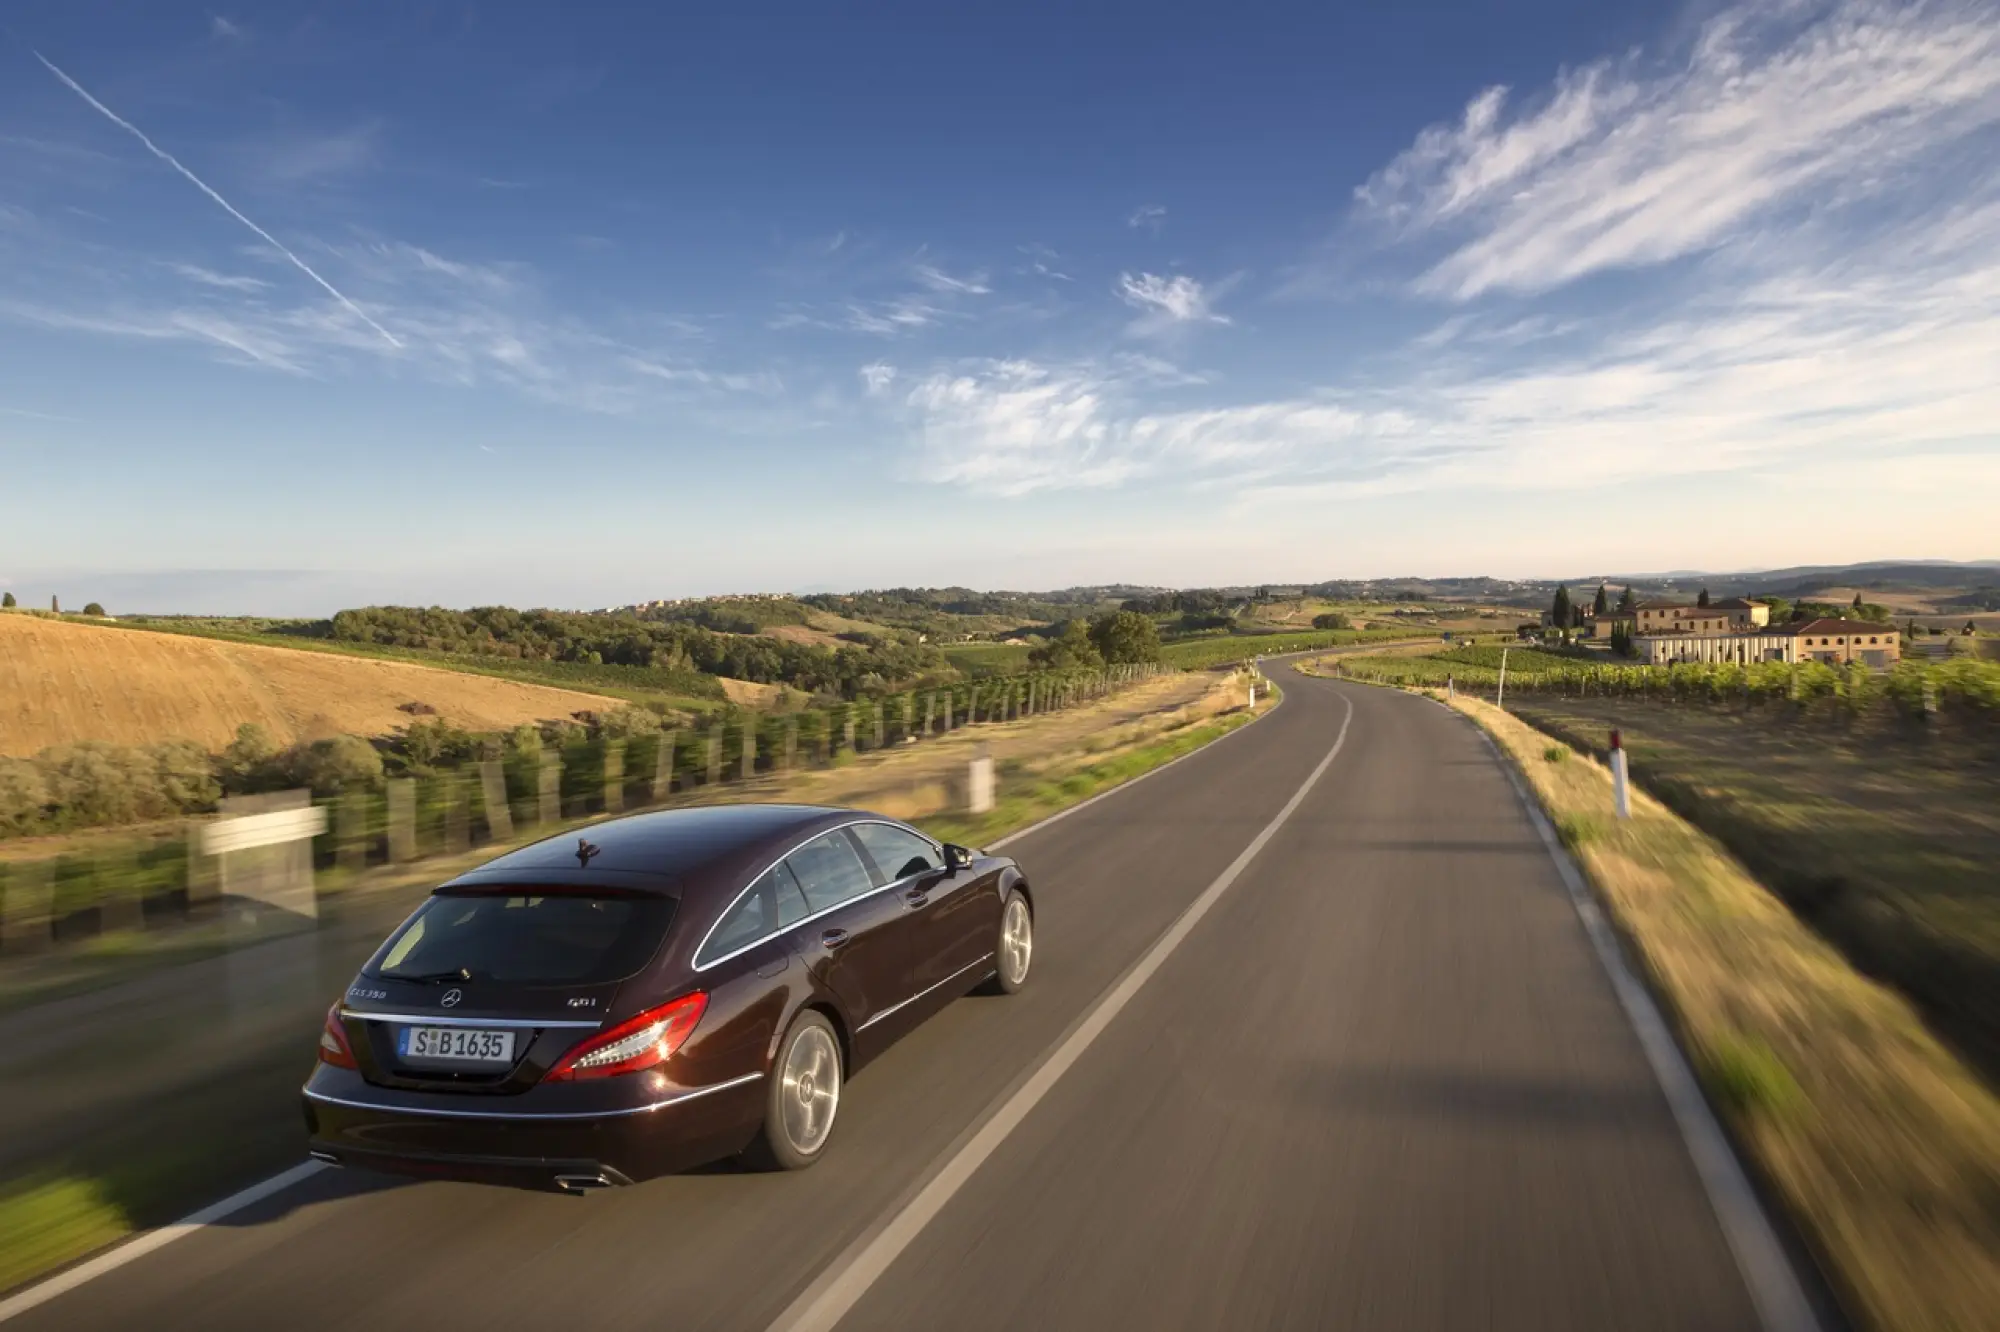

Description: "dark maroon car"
302 804 1033 1190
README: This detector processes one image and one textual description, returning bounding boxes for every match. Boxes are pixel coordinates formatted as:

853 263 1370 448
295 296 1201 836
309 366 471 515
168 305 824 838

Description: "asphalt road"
11 675 1764 1332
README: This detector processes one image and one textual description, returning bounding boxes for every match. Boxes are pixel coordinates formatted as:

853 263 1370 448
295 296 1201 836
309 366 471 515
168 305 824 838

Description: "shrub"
151 739 220 811
285 736 384 796
1 592 14 608
0 759 49 834
219 724 281 793
1555 813 1604 849
1542 745 1568 764
1311 612 1351 630
37 742 173 826
597 706 663 738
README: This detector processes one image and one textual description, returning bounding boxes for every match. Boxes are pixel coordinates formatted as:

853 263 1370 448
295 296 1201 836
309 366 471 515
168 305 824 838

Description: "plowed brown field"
0 614 621 757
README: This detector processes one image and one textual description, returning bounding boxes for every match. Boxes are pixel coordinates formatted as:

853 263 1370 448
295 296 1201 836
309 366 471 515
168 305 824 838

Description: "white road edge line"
1458 710 1824 1332
0 1161 328 1324
0 662 1286 1321
764 691 1355 1332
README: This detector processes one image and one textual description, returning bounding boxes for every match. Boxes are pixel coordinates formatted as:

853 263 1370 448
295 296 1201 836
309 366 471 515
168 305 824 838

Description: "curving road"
7 675 1782 1332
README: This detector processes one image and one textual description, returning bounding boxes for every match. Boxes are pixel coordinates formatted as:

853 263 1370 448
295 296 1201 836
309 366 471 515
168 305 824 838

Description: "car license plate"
398 1026 515 1064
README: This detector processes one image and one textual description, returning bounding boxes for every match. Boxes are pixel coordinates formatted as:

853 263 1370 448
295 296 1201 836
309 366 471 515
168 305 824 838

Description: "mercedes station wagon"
302 804 1034 1190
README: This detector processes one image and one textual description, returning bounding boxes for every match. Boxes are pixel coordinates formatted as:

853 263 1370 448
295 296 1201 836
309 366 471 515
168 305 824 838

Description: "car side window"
700 877 775 965
786 831 878 914
769 861 812 928
852 823 943 885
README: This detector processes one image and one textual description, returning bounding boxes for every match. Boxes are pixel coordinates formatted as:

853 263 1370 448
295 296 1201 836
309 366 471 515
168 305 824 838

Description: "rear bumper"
301 1071 765 1188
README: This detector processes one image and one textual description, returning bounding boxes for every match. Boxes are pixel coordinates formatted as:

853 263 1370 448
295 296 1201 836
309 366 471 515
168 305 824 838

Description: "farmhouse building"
1632 617 1900 668
1633 630 1800 666
1787 619 1901 668
1632 599 1768 635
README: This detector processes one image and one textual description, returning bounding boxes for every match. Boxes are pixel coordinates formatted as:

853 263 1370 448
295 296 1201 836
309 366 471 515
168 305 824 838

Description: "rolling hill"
0 612 621 758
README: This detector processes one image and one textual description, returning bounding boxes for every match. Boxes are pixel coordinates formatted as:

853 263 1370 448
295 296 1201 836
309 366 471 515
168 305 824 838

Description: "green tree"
1592 583 1609 617
1311 612 1351 630
286 736 385 796
1609 622 1634 657
1550 585 1572 630
1027 620 1104 671
1 592 15 609
83 602 106 617
1853 592 1865 612
1616 585 1636 614
1087 610 1163 664
1697 588 1711 608
219 723 280 793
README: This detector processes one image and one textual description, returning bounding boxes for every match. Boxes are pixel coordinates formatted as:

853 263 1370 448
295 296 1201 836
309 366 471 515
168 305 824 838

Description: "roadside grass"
1510 697 2000 1082
1443 692 2000 1332
0 673 1272 1299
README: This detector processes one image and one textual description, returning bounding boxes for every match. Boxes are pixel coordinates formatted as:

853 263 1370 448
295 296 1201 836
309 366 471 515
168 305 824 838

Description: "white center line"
763 690 1355 1332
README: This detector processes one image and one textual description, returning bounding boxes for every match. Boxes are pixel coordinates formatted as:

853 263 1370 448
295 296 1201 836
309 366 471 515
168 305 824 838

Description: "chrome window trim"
691 818 943 973
856 952 994 1032
302 1070 764 1121
340 1010 604 1030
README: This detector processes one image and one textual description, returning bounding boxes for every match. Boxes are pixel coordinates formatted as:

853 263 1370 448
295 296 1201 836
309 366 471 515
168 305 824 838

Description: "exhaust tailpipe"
309 1150 341 1166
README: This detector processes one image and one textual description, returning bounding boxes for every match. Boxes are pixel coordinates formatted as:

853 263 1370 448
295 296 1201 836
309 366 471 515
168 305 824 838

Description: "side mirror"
941 843 974 873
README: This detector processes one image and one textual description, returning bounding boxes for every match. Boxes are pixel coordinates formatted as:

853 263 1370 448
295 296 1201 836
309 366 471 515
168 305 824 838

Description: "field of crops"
1160 627 1414 669
1336 646 2000 720
939 641 1034 677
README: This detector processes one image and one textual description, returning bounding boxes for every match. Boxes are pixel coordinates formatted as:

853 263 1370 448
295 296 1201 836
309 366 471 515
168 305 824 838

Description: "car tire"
745 1009 843 1171
979 888 1033 995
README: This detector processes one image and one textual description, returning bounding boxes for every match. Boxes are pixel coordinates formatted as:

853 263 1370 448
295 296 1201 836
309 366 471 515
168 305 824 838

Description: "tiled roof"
1786 619 1897 636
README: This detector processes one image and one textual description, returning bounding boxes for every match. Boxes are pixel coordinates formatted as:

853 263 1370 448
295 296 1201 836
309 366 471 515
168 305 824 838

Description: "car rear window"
365 891 677 985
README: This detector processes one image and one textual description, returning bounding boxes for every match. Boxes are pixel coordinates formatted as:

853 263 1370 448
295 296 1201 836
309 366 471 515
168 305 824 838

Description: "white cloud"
913 263 990 295
167 262 268 292
1128 204 1167 232
1356 0 2000 299
1117 271 1230 335
859 361 897 395
908 191 2000 500
209 14 246 41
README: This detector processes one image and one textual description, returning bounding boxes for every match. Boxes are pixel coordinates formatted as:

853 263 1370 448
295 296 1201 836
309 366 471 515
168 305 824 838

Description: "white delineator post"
967 744 995 814
1610 728 1631 820
1496 647 1510 709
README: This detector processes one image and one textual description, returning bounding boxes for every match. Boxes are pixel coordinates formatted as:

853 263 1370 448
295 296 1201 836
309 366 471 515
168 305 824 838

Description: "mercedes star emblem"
440 988 463 1008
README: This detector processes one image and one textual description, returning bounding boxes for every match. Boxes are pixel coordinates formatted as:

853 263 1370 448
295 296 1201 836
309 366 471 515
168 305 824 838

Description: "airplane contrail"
34 51 404 349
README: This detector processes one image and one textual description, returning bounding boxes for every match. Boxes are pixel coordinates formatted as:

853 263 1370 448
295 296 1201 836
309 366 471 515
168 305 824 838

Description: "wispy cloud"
1117 271 1230 335
0 406 83 423
242 123 380 185
859 361 897 395
908 190 2000 502
166 261 269 292
1127 203 1167 233
33 52 402 348
209 14 246 42
1355 0 2000 299
913 263 991 295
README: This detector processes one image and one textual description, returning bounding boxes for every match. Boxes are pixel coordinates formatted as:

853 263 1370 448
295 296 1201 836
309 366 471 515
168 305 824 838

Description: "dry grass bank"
0 612 619 757
1445 692 2000 1332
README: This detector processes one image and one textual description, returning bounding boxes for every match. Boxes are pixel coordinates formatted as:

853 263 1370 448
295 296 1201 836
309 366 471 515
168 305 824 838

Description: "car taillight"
545 992 708 1082
318 1004 357 1069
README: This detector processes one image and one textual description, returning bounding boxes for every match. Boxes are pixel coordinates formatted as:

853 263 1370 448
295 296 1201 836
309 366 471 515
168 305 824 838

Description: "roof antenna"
576 838 601 867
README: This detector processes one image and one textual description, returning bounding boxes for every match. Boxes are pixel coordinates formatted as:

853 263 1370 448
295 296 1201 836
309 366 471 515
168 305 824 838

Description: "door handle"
820 928 850 948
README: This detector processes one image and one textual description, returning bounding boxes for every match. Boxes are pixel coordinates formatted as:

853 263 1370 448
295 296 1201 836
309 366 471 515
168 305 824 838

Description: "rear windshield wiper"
397 968 472 984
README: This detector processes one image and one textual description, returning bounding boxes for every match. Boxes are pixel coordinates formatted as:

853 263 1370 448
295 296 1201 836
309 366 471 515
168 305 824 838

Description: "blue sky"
3 0 1997 614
